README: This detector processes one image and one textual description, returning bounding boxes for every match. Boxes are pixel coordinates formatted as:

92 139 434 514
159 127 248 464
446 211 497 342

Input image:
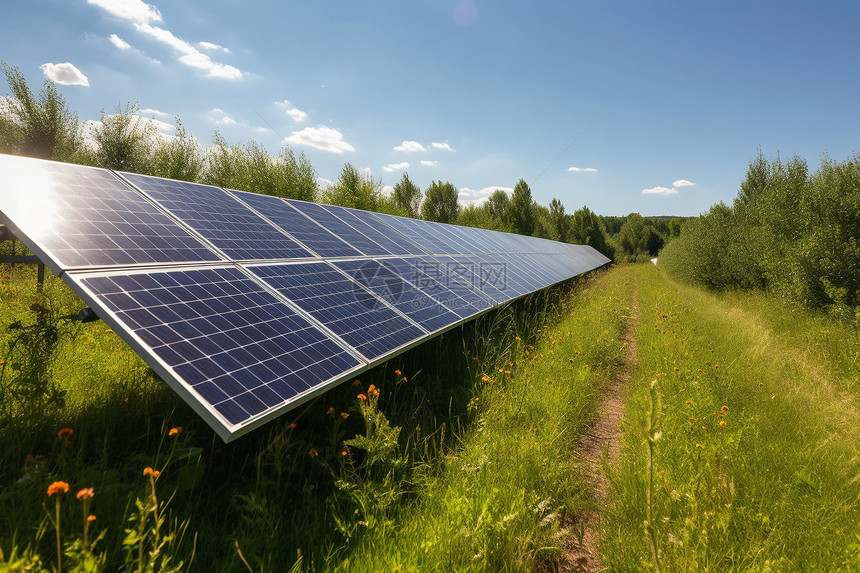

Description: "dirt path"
562 295 639 572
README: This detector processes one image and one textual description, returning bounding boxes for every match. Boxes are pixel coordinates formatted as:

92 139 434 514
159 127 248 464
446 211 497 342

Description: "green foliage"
547 198 569 242
323 163 387 212
615 213 653 262
661 150 859 318
150 119 204 183
508 179 536 236
0 62 81 161
91 102 157 174
421 180 460 223
392 173 422 218
570 205 615 260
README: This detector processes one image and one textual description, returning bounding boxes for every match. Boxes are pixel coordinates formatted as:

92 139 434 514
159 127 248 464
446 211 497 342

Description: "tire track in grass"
563 290 639 572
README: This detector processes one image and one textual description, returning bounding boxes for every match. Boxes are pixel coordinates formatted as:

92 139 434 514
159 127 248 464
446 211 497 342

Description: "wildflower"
575 350 580 355
0 360 5 365
721 405 729 412
394 370 402 376
352 379 361 386
309 449 318 457
719 421 727 427
689 417 696 421
697 368 703 373
143 467 160 478
169 426 182 436
357 393 367 401
341 451 348 457
758 383 764 387
673 367 679 371
47 481 69 496
401 377 407 382
472 357 478 361
568 358 574 363
340 412 349 419
685 400 691 404
367 384 376 394
481 374 491 382
105 329 113 333
76 488 94 500
371 388 380 397
58 428 73 441
515 336 521 341
326 407 336 416
290 423 297 429
87 515 97 522
695 443 705 449
714 364 719 368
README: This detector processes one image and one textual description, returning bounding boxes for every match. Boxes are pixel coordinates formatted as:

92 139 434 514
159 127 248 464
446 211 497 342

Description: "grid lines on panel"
234 192 361 258
79 267 361 427
333 259 460 333
323 206 423 256
120 172 312 261
249 262 425 361
0 155 220 269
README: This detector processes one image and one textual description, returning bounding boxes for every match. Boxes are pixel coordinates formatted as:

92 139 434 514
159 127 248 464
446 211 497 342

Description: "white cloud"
133 23 243 80
199 41 231 54
39 63 89 86
458 186 512 206
420 160 437 167
642 186 678 195
568 166 597 172
394 140 426 153
139 107 171 119
673 179 695 188
360 167 373 178
381 185 395 198
208 108 236 125
316 176 332 188
431 141 454 151
284 126 355 154
275 100 308 123
383 162 409 172
87 0 162 25
109 34 131 50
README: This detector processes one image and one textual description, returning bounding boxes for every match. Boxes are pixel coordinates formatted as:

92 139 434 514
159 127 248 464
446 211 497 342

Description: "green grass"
601 264 860 571
2 261 858 571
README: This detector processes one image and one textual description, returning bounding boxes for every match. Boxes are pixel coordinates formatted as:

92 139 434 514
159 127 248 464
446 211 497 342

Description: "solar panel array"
0 154 610 441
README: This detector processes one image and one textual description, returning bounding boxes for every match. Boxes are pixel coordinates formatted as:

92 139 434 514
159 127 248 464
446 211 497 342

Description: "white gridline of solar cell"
434 255 513 304
0 154 221 271
119 172 313 261
376 257 489 319
72 265 364 438
332 259 461 334
373 214 459 255
286 200 393 257
230 190 362 258
248 262 427 362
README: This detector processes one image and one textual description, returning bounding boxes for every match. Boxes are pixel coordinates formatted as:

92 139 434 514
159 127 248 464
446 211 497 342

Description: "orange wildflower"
719 421 727 427
169 426 182 436
367 384 376 394
290 423 297 429
47 481 69 496
721 405 729 412
58 428 73 440
401 377 408 382
76 487 94 500
352 379 361 386
309 449 318 457
143 467 160 478
357 393 367 401
340 412 349 419
87 515 97 522
685 400 691 404
689 417 696 421
341 450 348 456
326 407 335 416
394 370 402 376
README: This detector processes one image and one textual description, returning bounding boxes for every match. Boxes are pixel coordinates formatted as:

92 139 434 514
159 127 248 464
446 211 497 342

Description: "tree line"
659 150 859 319
0 62 687 263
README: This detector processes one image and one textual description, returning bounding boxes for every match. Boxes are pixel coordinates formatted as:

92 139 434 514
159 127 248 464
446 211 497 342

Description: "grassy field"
0 262 858 571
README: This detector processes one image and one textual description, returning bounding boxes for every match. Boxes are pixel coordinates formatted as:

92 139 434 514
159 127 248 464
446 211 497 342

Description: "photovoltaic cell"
322 205 419 256
232 191 361 258
249 262 426 361
333 259 461 334
287 200 392 256
120 172 312 261
338 208 430 255
74 266 362 431
0 154 220 270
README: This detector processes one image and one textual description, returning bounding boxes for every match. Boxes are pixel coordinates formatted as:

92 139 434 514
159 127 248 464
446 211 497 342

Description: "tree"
393 173 422 217
508 179 536 236
570 205 614 259
323 163 383 211
0 62 81 161
151 118 204 182
616 213 651 262
421 180 460 223
484 189 511 230
548 198 569 242
92 102 157 173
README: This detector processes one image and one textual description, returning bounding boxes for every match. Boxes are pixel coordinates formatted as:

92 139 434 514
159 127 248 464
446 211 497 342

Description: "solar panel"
120 172 313 261
70 266 363 438
248 262 426 361
0 153 611 441
333 259 461 334
0 155 220 271
286 200 392 256
229 190 362 258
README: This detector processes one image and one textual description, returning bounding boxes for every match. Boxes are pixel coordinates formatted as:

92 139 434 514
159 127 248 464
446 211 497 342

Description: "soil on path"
562 295 639 572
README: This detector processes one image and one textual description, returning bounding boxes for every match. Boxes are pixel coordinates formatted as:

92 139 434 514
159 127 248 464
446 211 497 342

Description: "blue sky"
2 0 858 216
